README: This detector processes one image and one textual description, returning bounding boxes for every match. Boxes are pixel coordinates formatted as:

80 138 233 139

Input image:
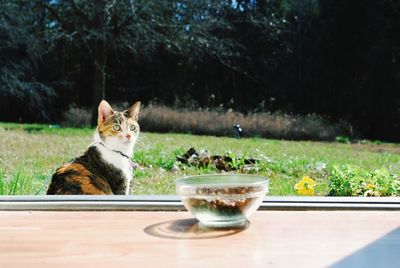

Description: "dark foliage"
0 0 399 141
0 1 55 121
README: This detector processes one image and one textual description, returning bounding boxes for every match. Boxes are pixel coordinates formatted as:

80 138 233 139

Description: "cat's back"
47 147 113 195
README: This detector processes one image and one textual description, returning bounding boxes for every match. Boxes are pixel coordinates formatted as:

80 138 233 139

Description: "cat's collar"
93 141 133 163
93 142 141 171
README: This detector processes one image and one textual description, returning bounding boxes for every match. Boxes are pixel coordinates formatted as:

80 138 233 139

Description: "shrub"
335 136 350 143
328 165 400 196
139 105 352 141
59 103 352 141
61 105 92 128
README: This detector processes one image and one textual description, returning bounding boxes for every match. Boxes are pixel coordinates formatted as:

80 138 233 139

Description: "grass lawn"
0 122 399 196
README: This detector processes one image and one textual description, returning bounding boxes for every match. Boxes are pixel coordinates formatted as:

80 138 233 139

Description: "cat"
47 100 140 195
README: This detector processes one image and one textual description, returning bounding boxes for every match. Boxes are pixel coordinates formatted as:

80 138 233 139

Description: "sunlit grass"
0 170 48 195
0 122 399 195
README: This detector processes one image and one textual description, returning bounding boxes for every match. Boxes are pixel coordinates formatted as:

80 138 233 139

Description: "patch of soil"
177 147 258 172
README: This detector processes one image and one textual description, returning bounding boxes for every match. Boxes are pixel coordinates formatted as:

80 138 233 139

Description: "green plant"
336 136 350 143
0 170 4 194
328 165 400 196
0 169 48 195
226 151 245 170
1 170 28 195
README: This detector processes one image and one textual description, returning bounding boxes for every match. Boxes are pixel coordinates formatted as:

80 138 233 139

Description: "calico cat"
47 100 140 195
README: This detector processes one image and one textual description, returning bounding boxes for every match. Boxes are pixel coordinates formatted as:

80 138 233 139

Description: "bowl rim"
175 173 269 188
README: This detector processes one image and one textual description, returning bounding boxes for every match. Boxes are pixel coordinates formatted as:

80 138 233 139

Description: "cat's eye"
113 125 121 131
130 124 137 131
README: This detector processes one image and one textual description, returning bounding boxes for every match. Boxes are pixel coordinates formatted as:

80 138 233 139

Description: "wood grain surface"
0 211 399 268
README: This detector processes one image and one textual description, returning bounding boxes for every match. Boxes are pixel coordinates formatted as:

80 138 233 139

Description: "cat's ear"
98 100 114 123
126 101 141 121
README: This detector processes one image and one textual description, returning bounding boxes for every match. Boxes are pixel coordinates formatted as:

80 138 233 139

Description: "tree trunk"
296 14 303 107
91 0 106 127
91 41 107 126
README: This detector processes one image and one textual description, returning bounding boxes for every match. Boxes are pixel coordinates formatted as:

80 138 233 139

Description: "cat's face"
97 100 140 144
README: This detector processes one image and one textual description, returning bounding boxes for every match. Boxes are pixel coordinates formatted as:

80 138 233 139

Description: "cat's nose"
126 134 131 140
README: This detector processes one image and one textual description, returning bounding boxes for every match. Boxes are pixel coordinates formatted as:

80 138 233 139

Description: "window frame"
1 196 399 211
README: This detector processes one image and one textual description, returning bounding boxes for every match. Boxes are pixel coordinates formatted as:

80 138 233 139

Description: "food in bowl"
176 174 269 228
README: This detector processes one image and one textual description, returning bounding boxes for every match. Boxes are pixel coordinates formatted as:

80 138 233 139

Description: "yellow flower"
366 183 375 190
294 176 316 196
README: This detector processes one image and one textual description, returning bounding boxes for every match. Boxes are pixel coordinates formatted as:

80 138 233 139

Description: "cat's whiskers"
133 135 145 147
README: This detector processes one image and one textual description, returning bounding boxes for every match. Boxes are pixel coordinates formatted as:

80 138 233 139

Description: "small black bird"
233 123 242 139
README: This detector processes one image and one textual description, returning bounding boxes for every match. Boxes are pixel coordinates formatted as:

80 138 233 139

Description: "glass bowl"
176 174 269 228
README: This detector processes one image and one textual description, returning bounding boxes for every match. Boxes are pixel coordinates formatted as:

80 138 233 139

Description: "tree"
0 1 54 122
37 0 238 125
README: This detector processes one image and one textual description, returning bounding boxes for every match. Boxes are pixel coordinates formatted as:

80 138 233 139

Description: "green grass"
1 122 399 195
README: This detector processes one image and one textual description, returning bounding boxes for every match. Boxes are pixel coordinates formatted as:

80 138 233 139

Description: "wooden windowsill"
0 210 399 267
1 196 399 267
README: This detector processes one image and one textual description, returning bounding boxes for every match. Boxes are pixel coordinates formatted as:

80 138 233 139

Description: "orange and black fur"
47 100 140 195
